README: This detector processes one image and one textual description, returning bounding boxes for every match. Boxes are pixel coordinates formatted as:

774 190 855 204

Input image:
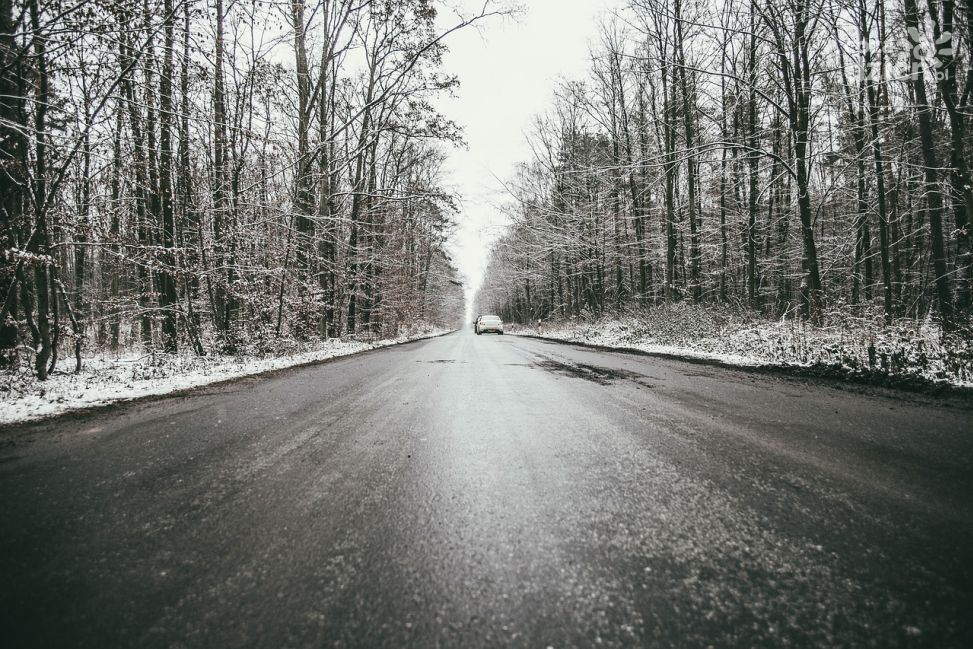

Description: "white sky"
434 0 625 313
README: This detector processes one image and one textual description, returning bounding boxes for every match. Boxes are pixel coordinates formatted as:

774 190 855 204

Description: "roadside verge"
512 330 973 402
0 329 454 426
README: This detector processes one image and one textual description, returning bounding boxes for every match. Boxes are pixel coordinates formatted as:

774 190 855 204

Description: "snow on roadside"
513 320 773 366
510 305 973 389
0 327 452 426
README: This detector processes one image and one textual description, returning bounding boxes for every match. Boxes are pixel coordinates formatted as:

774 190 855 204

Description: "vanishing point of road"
2 331 971 648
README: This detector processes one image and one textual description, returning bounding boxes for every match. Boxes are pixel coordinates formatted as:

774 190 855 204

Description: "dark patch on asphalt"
191 386 250 397
534 359 654 387
516 333 973 405
681 371 721 380
420 359 465 364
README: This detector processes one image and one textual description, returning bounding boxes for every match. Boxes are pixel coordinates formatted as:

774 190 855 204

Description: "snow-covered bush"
523 304 973 387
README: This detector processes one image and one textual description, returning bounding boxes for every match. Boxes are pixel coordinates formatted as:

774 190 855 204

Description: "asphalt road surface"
2 331 972 648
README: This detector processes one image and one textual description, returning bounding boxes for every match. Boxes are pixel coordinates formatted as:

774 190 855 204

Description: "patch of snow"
0 328 451 426
512 304 973 388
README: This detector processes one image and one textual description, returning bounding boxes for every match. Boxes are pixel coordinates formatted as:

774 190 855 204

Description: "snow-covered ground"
0 327 452 426
511 304 973 389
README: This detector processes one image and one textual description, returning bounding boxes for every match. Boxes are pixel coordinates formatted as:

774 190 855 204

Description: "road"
1 331 972 648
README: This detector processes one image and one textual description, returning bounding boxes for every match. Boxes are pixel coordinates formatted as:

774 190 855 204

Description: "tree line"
1 0 499 380
477 0 973 334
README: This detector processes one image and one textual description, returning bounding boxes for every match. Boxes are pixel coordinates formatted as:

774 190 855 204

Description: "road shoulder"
512 332 973 408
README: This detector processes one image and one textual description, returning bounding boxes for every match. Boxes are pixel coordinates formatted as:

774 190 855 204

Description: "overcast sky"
434 0 625 311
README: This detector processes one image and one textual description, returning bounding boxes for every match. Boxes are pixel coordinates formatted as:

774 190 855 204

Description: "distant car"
476 315 504 335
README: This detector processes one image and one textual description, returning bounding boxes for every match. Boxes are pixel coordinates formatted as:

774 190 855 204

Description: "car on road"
476 315 504 335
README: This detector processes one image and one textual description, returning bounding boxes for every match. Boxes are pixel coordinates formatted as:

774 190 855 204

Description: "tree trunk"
211 0 230 337
30 0 52 379
0 0 27 363
675 0 701 301
158 0 178 352
904 0 954 326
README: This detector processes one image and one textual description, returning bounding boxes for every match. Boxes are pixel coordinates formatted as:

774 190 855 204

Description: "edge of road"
511 332 973 407
0 330 459 435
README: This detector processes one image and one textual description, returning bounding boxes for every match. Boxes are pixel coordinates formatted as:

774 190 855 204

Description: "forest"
0 0 494 382
477 0 973 351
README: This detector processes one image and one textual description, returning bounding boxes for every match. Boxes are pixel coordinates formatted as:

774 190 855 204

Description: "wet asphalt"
1 331 972 648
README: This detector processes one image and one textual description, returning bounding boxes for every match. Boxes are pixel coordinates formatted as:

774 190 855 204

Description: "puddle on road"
534 358 654 387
